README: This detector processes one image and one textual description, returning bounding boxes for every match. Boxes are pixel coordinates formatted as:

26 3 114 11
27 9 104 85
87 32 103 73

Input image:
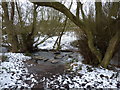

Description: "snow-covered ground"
0 53 119 89
45 61 119 89
0 53 37 89
0 31 120 89
34 31 78 50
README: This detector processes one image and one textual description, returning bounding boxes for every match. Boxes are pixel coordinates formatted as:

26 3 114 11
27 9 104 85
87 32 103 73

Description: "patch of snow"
35 36 58 50
111 16 117 20
34 31 78 50
44 59 119 89
0 52 119 89
0 53 38 89
60 31 77 50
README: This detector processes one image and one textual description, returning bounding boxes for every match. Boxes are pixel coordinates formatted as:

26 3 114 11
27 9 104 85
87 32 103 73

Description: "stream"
24 50 81 88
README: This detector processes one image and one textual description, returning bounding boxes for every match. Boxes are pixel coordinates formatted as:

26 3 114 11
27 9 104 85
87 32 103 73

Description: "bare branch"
32 2 84 29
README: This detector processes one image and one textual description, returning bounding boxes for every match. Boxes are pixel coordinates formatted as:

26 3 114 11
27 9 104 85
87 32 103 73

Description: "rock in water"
48 59 59 64
32 56 45 60
43 58 49 62
54 51 60 54
54 55 62 59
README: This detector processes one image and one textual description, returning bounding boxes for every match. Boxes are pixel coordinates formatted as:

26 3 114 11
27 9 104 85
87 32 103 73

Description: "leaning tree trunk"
33 2 102 62
101 32 120 68
100 2 120 68
86 29 102 63
31 1 120 68
24 4 38 52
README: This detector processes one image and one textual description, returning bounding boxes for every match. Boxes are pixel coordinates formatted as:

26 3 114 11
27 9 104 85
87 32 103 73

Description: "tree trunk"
24 4 38 52
85 28 102 63
101 32 120 68
34 2 102 63
2 2 19 52
57 18 68 50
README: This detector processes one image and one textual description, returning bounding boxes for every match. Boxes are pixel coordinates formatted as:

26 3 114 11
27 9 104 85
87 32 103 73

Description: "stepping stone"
32 56 45 60
43 58 49 62
68 55 73 58
48 59 59 64
54 55 62 59
54 51 60 54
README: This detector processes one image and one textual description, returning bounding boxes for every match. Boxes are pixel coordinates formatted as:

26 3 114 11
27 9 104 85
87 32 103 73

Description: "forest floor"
0 31 120 89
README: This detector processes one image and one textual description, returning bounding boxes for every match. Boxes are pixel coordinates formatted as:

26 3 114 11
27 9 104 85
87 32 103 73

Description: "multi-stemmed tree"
32 0 120 68
2 0 120 68
2 0 64 52
2 1 38 52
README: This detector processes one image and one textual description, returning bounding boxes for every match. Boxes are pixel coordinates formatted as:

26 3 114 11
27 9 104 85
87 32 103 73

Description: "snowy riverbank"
0 31 119 89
